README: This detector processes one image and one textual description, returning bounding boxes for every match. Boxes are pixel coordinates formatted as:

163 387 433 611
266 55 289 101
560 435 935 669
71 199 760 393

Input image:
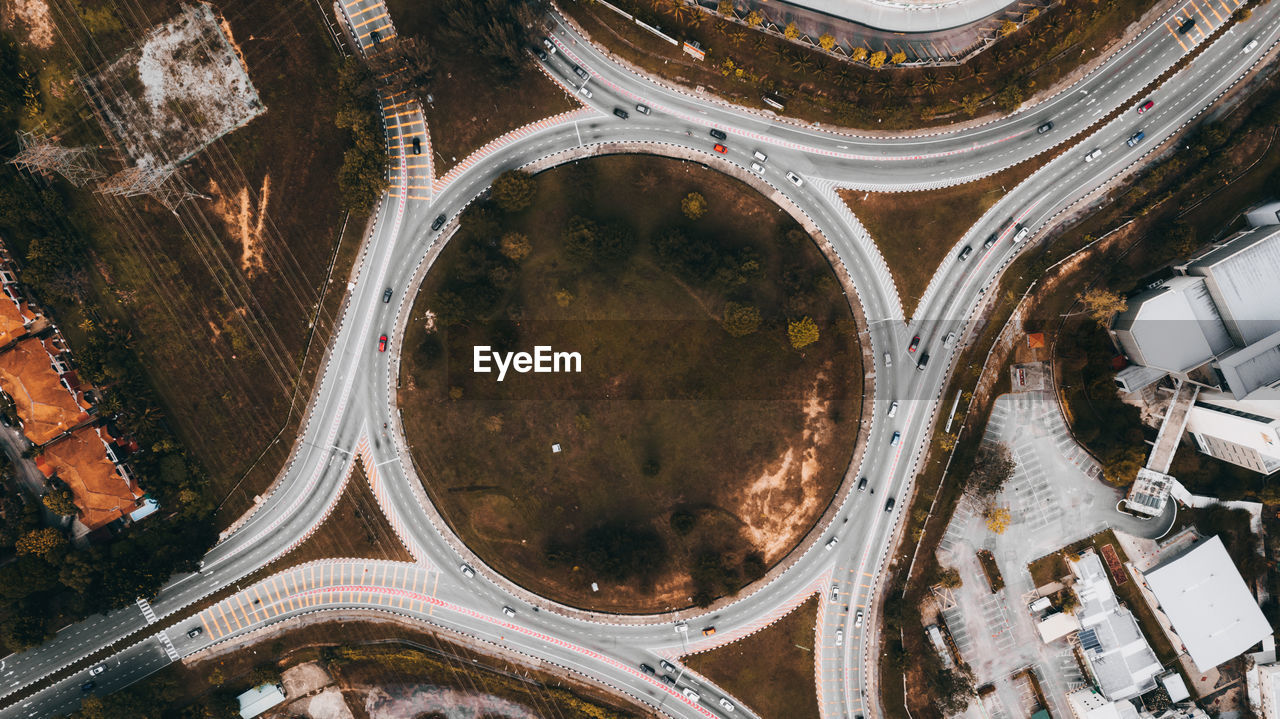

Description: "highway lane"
2 0 1278 714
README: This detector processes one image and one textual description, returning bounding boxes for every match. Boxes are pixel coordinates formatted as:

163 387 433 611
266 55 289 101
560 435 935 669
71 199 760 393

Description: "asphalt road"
1 0 1278 716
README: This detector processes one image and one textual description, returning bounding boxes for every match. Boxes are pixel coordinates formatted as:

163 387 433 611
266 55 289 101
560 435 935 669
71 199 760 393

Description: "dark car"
535 48 547 61
412 136 421 155
613 108 630 120
660 675 676 686
857 477 868 491
382 287 393 303
572 65 589 80
432 214 446 231
709 128 727 141
187 627 202 639
884 497 896 512
377 334 388 352
908 336 920 353
917 352 930 371
640 663 656 675
81 681 96 693
1037 121 1054 134
1178 17 1196 33
983 233 999 248
958 246 973 261
1127 131 1145 147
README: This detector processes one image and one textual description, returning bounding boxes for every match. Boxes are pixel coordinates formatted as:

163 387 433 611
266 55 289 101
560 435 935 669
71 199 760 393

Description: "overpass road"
1 0 1277 716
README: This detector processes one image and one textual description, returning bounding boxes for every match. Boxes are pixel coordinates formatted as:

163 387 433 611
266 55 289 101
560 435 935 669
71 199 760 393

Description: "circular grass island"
400 155 863 612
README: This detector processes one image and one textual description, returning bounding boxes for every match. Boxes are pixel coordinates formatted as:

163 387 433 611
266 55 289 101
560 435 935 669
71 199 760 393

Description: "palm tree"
874 77 894 97
835 67 851 87
922 72 942 94
730 29 747 46
754 35 769 52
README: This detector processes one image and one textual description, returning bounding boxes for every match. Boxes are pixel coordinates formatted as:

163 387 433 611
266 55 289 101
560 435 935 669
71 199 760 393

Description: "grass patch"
400 155 862 612
976 549 1005 592
1027 551 1069 588
684 594 820 719
385 0 577 173
839 160 1041 318
563 0 1161 130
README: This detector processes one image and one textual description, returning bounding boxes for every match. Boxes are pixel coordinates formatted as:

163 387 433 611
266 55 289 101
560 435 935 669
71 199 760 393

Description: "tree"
818 33 835 51
960 94 981 116
784 22 799 39
890 50 906 64
681 192 708 220
937 567 962 588
984 506 1012 534
1233 6 1252 20
745 10 763 26
867 50 887 68
42 489 77 516
999 19 1018 36
717 0 733 14
500 232 532 261
996 83 1024 112
1078 288 1127 328
850 46 868 62
16 527 66 558
788 316 819 349
670 510 696 534
491 170 536 213
969 442 1015 499
722 302 762 337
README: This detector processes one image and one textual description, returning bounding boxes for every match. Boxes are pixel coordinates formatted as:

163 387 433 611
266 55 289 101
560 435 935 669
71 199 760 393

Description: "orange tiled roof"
0 338 89 445
41 427 141 531
0 296 33 347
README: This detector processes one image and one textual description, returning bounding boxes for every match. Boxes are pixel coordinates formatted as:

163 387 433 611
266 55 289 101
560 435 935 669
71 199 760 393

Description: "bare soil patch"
684 594 820 719
400 155 862 613
839 159 1041 318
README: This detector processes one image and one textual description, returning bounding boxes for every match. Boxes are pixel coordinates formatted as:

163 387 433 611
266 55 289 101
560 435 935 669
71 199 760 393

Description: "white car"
675 622 689 633
719 697 736 712
459 563 475 578
855 610 864 628
785 171 804 187
579 86 592 99
1244 39 1258 53
502 606 516 618
884 352 892 367
750 161 764 174
543 38 557 54
887 401 899 418
89 665 105 676
683 687 702 703
1013 226 1030 242
835 629 844 646
752 150 767 163
830 586 839 602
944 332 956 346
825 537 839 550
1084 148 1102 162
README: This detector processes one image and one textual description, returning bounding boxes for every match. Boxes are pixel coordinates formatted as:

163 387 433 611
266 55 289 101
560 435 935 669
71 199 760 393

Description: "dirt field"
12 0 365 525
839 160 1041 319
400 155 862 612
384 0 577 173
685 594 820 719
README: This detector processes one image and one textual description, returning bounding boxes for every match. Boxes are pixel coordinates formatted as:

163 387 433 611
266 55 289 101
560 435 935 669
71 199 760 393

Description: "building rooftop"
237 683 286 719
1144 535 1271 672
37 427 143 531
1112 276 1232 374
1215 329 1280 400
1073 552 1163 700
0 338 90 444
1184 226 1280 346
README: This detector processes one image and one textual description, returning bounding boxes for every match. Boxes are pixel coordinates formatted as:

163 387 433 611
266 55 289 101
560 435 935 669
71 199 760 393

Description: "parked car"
709 128 727 140
713 143 727 154
1036 121 1054 134
1137 99 1154 114
958 246 973 261
635 103 651 115
432 214 446 231
785 171 804 187
613 108 629 120
377 334 388 352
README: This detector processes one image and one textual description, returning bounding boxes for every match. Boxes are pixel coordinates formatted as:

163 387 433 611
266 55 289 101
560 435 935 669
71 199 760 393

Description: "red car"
378 334 388 352
908 336 921 353
1137 99 1154 114
713 143 727 154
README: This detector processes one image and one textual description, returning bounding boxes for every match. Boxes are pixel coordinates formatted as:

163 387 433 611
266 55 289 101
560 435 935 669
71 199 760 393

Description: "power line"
8 130 104 187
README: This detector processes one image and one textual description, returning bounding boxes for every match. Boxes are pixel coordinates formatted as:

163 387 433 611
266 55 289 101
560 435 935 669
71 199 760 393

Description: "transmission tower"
9 131 104 187
96 164 204 214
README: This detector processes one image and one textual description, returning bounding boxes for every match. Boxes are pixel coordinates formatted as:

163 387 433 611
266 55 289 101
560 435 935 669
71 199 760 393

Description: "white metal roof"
1144 535 1272 671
